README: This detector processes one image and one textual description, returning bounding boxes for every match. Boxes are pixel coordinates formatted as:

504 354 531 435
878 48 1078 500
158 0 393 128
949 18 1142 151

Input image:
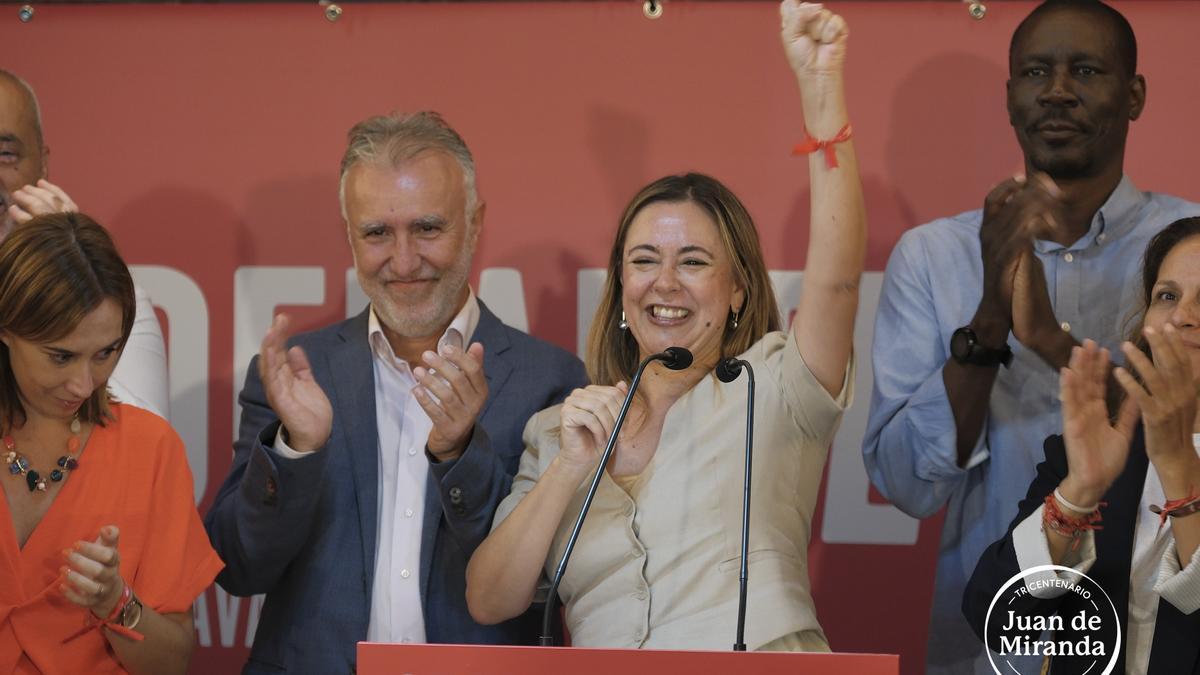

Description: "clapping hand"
412 341 488 462
61 525 126 618
259 314 333 453
977 174 1062 333
1116 326 1200 478
1058 340 1139 508
1011 247 1060 352
1008 176 1066 357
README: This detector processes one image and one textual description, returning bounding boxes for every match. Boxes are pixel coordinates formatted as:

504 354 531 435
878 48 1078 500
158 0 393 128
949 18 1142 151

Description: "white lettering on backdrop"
162 265 915 648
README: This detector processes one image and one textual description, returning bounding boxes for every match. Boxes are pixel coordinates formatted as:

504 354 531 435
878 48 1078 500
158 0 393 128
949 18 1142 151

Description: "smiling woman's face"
620 200 744 369
1142 234 1200 381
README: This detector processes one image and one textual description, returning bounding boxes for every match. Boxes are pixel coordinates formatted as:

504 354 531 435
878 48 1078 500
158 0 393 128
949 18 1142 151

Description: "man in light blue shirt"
862 2 1200 673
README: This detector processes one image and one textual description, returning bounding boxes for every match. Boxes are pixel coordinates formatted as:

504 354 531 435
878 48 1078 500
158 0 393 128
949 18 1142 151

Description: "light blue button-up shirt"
862 177 1200 675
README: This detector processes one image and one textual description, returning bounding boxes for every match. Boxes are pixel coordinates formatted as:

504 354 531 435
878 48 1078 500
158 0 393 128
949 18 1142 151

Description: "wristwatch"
118 589 144 630
950 326 1013 368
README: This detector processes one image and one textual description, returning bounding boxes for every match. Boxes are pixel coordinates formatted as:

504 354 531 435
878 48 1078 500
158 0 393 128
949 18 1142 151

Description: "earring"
619 311 629 330
730 308 741 330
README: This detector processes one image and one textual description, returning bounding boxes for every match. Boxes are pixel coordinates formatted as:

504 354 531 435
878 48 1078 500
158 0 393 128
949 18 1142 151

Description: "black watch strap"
951 326 1013 368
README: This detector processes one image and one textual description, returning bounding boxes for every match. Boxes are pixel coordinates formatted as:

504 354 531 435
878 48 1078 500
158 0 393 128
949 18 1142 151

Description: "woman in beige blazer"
466 0 865 651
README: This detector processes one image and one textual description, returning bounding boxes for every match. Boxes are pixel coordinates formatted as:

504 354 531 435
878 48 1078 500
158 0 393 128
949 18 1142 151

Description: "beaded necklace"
4 417 82 493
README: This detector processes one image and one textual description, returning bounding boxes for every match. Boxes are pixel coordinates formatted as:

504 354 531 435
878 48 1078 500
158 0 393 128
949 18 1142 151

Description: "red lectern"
357 643 899 674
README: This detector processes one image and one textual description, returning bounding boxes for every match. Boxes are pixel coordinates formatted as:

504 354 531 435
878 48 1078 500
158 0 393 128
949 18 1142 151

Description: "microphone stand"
717 357 755 652
539 347 692 646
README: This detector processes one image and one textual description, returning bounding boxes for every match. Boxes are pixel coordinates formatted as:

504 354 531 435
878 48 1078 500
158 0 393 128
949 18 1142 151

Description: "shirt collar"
367 287 480 365
1033 175 1145 253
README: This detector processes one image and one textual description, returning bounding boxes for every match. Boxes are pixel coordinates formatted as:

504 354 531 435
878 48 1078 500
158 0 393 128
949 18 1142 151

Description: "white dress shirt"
273 290 479 645
1014 434 1200 675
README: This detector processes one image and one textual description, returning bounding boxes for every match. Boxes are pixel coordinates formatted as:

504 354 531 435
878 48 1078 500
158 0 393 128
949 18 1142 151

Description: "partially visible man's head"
0 70 48 238
1010 0 1136 78
1006 0 1143 180
339 112 483 340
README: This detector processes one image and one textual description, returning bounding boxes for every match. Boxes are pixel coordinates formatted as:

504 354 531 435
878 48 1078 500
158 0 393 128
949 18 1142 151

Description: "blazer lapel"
1090 427 1148 675
418 300 513 606
472 301 514 418
1145 425 1200 672
1148 596 1200 673
329 309 381 593
419 471 440 608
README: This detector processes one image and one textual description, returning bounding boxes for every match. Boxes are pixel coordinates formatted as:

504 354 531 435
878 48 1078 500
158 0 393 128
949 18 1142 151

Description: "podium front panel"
358 642 899 674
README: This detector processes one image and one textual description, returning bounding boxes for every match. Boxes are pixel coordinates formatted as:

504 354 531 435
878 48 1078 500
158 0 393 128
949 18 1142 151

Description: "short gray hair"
338 111 477 221
0 69 44 149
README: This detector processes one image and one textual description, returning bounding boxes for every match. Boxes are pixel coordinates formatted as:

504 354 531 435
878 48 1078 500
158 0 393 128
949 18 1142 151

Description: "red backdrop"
6 2 1200 673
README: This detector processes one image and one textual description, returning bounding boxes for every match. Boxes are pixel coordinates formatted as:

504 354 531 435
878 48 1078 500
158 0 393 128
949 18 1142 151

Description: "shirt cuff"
1154 540 1200 614
270 427 310 460
1013 504 1096 598
905 369 987 480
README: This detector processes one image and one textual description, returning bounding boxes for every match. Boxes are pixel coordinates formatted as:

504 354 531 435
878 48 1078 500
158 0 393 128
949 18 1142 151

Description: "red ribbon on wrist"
62 582 145 643
1043 493 1104 552
1150 488 1200 532
792 123 853 169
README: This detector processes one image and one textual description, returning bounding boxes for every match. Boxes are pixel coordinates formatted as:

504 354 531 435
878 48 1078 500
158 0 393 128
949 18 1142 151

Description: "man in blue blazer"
204 111 588 674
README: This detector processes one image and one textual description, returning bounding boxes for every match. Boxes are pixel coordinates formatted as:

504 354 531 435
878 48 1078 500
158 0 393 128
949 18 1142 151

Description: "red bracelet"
62 582 145 643
1150 488 1200 532
792 123 853 169
1043 493 1104 552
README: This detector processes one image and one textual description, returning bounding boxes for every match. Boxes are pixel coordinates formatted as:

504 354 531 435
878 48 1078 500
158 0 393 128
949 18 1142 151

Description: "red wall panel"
6 2 1199 673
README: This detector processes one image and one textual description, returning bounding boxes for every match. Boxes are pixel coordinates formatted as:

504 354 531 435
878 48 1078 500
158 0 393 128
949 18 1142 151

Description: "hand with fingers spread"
61 525 127 619
258 314 332 453
1057 340 1140 508
8 178 79 224
413 341 488 462
1115 325 1200 478
558 382 630 470
780 1 848 81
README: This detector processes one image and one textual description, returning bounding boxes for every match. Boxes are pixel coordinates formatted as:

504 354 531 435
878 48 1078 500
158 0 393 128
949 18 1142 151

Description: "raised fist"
781 1 849 79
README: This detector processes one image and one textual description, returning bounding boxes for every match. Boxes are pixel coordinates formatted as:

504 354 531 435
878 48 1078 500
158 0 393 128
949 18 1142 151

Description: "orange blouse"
0 403 223 674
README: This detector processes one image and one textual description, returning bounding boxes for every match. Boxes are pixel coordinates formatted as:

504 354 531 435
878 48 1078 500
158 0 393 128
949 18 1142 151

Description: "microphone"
539 346 693 646
660 345 693 371
715 356 744 383
717 356 755 651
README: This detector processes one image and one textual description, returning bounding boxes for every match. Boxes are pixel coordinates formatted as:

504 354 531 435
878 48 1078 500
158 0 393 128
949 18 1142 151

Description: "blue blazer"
204 303 588 674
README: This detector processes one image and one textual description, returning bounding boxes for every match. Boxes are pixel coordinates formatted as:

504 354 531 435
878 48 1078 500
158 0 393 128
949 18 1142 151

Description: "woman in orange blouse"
0 213 222 674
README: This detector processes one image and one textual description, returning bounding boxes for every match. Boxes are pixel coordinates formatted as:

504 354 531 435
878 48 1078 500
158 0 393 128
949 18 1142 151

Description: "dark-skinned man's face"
1006 8 1143 180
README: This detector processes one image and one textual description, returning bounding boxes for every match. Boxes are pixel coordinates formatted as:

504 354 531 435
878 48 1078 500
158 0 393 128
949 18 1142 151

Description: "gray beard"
366 253 472 340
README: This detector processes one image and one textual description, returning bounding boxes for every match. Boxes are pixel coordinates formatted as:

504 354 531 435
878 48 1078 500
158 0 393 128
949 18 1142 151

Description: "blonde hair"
586 173 780 385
